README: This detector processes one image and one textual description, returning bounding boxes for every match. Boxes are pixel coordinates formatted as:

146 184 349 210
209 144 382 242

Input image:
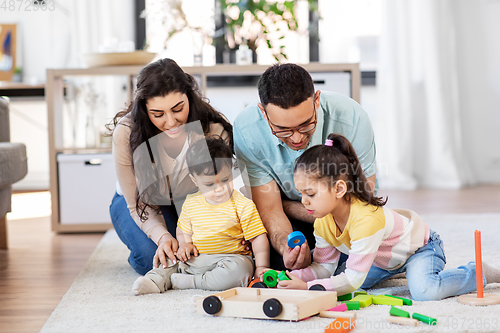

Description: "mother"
109 58 232 275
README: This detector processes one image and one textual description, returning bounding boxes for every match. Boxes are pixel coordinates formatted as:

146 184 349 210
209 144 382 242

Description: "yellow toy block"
353 289 367 297
372 295 403 306
350 294 373 308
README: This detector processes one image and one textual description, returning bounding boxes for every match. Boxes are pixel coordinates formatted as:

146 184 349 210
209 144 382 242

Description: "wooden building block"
385 294 412 305
389 306 410 318
320 311 357 319
328 303 348 312
351 294 373 307
387 316 419 327
343 301 360 310
324 318 356 333
353 289 367 296
412 312 437 325
337 293 353 301
372 295 403 306
196 287 337 321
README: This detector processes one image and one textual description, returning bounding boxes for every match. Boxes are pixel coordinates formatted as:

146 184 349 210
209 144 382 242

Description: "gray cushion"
0 142 28 189
0 97 10 142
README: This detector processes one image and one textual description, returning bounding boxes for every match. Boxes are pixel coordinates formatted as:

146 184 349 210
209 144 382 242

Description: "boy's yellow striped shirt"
177 191 267 255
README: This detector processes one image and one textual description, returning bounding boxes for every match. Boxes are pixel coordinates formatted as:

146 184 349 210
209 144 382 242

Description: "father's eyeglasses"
263 107 317 138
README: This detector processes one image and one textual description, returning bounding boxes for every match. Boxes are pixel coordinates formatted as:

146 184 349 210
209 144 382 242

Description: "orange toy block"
325 318 356 333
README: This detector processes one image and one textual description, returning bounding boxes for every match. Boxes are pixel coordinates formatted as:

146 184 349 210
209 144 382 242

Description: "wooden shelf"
46 63 360 233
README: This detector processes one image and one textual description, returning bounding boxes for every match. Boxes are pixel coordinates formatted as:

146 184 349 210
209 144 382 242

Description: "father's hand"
283 242 311 270
153 233 179 269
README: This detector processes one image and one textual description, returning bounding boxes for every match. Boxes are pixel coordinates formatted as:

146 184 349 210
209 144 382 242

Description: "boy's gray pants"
145 253 254 291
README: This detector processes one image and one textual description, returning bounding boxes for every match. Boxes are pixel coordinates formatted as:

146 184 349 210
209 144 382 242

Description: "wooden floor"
1 185 500 333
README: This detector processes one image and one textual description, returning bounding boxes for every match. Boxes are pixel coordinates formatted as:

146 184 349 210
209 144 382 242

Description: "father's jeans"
109 192 178 275
361 230 485 301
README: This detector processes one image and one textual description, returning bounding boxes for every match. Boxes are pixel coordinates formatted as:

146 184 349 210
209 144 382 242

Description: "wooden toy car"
196 287 337 321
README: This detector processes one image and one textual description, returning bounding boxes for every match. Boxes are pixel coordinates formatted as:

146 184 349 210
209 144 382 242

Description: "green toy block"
412 312 437 325
343 301 360 310
350 294 373 308
389 306 410 318
277 270 290 281
354 289 367 297
262 270 279 288
385 294 412 306
337 293 353 301
372 295 403 306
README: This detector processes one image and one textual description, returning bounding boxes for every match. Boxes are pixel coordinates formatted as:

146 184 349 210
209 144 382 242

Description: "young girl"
278 133 500 301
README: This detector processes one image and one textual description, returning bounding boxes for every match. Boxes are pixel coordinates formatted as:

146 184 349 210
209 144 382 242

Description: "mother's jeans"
110 192 178 275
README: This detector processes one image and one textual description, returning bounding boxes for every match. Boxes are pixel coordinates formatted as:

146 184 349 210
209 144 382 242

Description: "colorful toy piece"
385 294 412 305
353 289 367 297
337 293 353 301
327 303 348 312
343 301 360 310
324 318 356 333
457 230 500 306
389 306 410 318
412 312 437 325
248 278 264 288
287 231 306 248
350 294 373 308
263 270 279 288
309 284 327 291
277 270 290 281
372 295 403 306
387 316 419 327
320 310 356 319
197 287 338 321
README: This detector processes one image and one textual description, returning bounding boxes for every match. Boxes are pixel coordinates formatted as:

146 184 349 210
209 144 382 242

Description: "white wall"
4 0 135 190
454 1 500 183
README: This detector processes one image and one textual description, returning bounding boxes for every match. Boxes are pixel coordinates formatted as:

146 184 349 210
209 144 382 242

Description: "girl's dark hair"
294 133 387 207
106 58 233 222
186 136 233 176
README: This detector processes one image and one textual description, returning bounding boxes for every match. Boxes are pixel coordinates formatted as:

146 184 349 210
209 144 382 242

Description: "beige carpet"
41 214 500 333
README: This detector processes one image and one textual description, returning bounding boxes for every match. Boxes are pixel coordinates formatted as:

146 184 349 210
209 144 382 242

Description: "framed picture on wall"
0 24 16 81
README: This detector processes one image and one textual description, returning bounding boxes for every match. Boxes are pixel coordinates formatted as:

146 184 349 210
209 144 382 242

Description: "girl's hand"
153 234 179 269
277 271 307 290
177 243 199 262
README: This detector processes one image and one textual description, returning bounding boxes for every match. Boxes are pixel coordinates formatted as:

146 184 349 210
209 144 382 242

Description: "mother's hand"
153 233 179 269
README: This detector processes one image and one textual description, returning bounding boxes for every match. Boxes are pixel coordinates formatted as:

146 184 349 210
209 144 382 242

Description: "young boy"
133 137 270 295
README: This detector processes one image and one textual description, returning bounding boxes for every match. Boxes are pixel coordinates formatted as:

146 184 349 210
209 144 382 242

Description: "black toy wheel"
251 281 268 288
203 296 222 315
263 298 283 318
309 284 326 291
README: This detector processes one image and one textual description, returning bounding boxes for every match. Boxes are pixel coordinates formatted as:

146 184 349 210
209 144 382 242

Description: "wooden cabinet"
46 63 360 232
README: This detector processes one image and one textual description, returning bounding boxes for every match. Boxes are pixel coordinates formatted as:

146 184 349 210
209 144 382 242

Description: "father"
234 63 377 271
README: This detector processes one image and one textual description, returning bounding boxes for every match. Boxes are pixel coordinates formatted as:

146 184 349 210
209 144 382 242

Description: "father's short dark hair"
258 63 315 109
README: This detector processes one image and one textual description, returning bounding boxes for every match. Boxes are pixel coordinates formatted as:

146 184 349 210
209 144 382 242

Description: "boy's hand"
277 271 307 290
176 242 199 262
254 266 268 280
241 238 252 252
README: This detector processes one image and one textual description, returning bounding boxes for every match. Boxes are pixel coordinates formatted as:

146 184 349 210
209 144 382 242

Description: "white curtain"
375 0 482 189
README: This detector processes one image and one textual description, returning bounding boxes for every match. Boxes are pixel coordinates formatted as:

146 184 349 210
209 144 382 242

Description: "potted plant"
215 0 319 62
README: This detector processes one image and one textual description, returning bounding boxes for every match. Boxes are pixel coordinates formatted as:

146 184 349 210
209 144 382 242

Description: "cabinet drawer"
57 153 116 225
